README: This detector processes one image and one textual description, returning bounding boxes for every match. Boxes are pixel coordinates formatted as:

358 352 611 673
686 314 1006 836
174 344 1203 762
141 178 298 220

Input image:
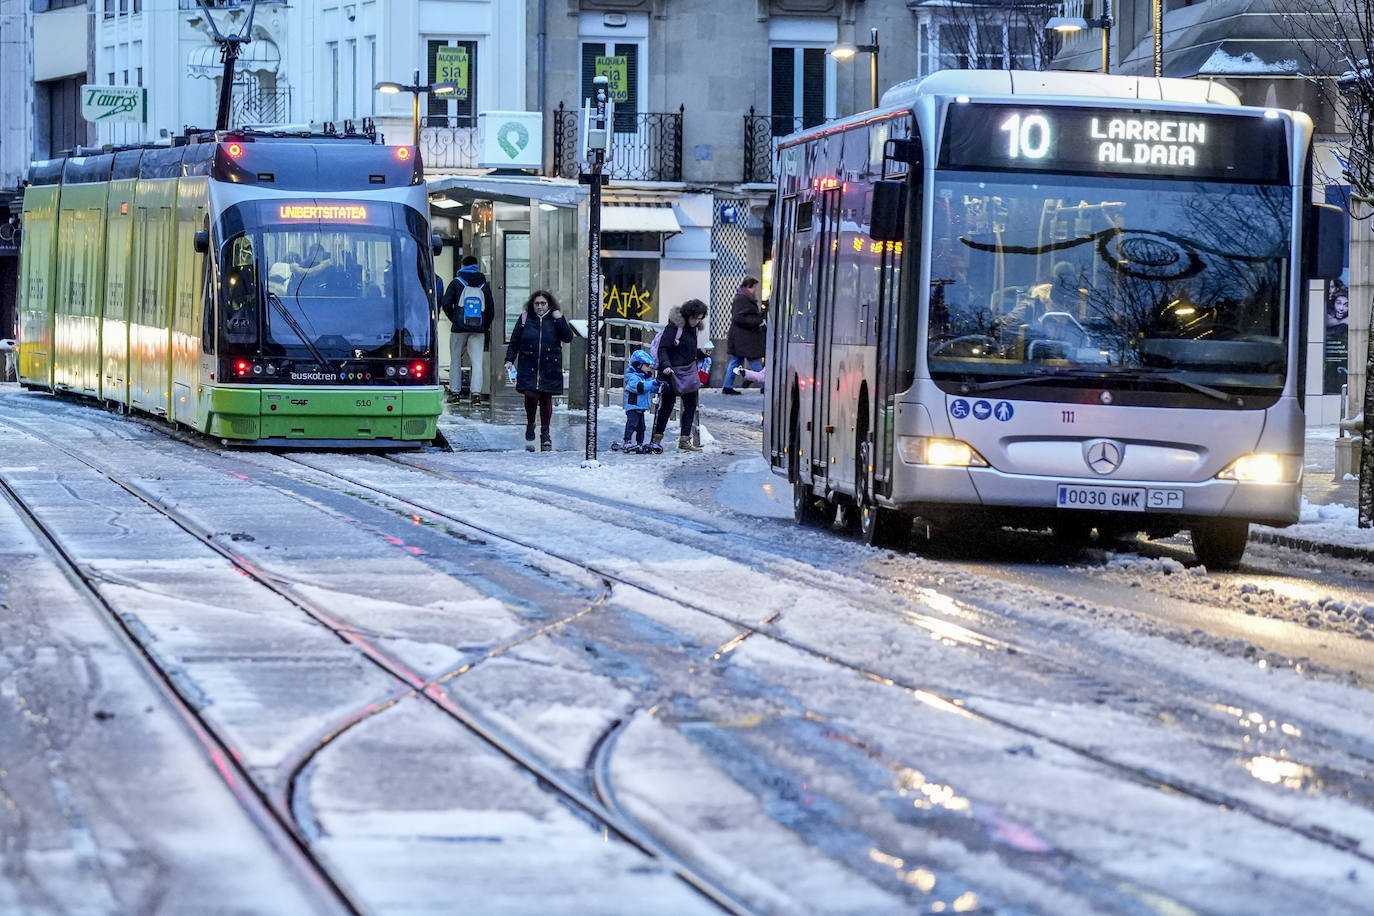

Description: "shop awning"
601 202 681 235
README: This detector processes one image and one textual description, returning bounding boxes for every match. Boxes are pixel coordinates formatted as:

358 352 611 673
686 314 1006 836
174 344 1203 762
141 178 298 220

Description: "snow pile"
1256 498 1374 552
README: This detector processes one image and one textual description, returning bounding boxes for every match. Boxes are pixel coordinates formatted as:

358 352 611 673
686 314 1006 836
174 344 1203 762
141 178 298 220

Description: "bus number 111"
998 113 1052 159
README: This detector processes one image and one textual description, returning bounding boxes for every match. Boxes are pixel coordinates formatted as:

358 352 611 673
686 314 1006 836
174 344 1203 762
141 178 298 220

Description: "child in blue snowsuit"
615 349 660 453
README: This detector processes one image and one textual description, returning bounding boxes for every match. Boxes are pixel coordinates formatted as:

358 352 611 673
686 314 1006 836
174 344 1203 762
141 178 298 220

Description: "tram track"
4 399 1373 908
0 413 756 915
250 451 1374 871
0 471 361 916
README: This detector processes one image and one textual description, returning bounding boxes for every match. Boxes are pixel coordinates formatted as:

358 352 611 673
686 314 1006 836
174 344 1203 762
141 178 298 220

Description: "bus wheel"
860 502 909 549
1190 519 1249 570
794 479 836 528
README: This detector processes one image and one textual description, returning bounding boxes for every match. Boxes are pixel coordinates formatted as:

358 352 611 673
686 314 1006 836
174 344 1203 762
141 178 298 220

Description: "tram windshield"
926 172 1292 396
218 200 434 360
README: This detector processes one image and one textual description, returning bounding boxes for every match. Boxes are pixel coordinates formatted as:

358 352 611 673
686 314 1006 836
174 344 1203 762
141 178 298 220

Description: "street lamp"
375 68 458 149
1047 0 1111 75
830 27 880 110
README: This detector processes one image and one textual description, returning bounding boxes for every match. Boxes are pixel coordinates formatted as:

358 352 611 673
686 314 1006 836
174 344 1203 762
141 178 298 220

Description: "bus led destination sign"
940 104 1287 183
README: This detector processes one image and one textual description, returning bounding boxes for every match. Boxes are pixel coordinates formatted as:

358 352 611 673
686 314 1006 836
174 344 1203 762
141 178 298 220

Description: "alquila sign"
80 85 147 123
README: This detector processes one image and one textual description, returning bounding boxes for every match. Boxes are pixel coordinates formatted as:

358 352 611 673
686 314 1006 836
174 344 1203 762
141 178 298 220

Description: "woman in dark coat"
722 277 765 394
504 290 573 451
649 298 709 453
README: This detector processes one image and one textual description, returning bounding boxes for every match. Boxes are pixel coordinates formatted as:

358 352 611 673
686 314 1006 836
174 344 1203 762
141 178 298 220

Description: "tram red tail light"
226 143 244 158
412 362 425 378
397 146 412 161
235 360 249 376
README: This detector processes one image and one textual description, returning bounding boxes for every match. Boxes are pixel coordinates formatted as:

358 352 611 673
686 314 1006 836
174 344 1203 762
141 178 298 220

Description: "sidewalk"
1252 425 1372 559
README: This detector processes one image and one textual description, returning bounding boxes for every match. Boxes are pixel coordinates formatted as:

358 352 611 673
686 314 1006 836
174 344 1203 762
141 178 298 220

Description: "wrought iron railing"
231 87 291 127
419 125 480 169
179 0 285 8
551 103 683 182
743 110 803 183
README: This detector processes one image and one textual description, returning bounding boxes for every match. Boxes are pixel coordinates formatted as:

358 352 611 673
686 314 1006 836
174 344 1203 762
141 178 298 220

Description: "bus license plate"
1057 484 1146 512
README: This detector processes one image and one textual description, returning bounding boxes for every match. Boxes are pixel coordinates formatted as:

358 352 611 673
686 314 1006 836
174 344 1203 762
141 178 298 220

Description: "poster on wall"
1324 186 1351 395
601 257 658 321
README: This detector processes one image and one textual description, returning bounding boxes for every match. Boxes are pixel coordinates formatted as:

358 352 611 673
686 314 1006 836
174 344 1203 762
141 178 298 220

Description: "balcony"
551 103 683 183
743 109 803 184
419 123 480 170
231 87 290 127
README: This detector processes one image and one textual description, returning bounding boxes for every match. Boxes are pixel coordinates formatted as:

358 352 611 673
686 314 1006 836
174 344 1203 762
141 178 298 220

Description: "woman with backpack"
504 290 573 451
648 298 709 454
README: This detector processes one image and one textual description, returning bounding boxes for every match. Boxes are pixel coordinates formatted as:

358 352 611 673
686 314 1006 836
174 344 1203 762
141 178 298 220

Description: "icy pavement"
2 384 1374 914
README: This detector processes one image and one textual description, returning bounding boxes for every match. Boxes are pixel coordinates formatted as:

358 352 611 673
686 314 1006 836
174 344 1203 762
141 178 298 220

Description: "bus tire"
860 501 908 549
794 479 836 528
1190 519 1248 570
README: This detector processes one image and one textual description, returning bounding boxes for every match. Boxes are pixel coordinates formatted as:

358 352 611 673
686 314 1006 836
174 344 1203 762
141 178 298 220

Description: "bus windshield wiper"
1121 370 1244 405
266 291 331 371
957 368 1110 393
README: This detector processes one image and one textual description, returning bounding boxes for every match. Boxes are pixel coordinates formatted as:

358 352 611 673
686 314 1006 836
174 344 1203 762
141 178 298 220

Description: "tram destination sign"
940 104 1288 182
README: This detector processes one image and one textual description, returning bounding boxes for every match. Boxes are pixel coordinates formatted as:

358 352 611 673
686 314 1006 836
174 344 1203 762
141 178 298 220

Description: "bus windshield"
926 172 1292 393
218 200 433 360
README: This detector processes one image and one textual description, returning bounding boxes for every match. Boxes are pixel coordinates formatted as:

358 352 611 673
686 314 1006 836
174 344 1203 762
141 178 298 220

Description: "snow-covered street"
2 383 1372 914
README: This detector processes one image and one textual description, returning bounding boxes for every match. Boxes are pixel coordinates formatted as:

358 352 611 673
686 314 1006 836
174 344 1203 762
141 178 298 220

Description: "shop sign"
80 85 147 123
478 112 543 169
435 47 470 100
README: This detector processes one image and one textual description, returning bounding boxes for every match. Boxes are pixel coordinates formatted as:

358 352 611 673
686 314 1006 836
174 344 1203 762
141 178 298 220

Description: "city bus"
764 70 1344 568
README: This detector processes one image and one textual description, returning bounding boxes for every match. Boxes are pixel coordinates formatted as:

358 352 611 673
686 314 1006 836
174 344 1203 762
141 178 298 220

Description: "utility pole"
584 75 610 464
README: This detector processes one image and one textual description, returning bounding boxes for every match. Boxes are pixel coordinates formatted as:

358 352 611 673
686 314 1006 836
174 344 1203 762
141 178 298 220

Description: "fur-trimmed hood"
666 303 685 329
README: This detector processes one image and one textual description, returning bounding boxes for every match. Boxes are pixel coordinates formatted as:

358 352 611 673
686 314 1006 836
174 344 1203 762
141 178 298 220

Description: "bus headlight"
1216 452 1301 484
898 436 988 467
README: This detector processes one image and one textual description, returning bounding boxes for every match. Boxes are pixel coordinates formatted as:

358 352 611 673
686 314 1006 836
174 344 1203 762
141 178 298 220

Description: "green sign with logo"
594 55 629 103
435 47 470 100
80 85 147 123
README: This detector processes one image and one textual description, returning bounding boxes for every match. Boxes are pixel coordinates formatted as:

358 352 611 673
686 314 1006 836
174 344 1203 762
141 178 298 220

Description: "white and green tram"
765 70 1345 567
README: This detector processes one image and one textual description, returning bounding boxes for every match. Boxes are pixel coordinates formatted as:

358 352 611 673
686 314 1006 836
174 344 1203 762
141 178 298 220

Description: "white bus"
765 70 1345 567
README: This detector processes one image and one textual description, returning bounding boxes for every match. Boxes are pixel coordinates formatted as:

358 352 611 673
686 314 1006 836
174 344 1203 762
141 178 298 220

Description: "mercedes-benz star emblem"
1084 439 1124 475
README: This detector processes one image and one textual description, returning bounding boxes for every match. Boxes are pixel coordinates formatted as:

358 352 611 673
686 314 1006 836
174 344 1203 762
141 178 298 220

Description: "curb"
1250 529 1374 562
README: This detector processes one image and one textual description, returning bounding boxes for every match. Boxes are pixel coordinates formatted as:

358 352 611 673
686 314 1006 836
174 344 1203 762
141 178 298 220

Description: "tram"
15 126 443 447
765 70 1345 567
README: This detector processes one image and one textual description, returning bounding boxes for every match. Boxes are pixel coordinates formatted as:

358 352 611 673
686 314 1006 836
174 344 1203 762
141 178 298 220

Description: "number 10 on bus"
999 113 1051 159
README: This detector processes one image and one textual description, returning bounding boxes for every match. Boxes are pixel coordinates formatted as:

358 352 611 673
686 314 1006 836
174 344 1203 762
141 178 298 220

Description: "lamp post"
1047 0 1111 75
830 27 881 110
374 69 457 149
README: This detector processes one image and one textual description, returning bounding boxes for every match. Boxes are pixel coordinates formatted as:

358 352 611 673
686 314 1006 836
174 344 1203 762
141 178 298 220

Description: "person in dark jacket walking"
722 277 765 394
504 290 573 451
649 298 709 453
441 255 496 406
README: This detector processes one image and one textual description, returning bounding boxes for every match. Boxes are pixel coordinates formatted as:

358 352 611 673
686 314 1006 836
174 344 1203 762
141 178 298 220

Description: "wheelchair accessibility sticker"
950 399 1014 422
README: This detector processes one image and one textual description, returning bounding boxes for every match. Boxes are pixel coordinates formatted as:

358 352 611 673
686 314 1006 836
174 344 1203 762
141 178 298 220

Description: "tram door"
872 138 913 495
768 196 798 471
809 187 843 477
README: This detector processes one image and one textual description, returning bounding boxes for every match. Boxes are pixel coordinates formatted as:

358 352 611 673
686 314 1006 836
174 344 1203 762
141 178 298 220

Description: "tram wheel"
793 479 835 528
1190 519 1249 570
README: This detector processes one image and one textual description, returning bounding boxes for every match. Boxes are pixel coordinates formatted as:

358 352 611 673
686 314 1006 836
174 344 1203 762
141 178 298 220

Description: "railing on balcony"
551 102 683 182
179 0 286 9
419 124 480 170
743 109 803 184
231 87 290 127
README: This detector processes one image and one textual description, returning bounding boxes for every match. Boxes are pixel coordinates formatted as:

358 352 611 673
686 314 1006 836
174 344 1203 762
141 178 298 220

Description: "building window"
34 0 85 9
107 71 116 85
122 69 129 85
103 0 115 19
426 39 477 128
118 0 126 14
349 40 358 119
580 41 638 133
368 37 376 117
137 66 143 87
329 42 339 122
938 24 972 71
770 46 827 136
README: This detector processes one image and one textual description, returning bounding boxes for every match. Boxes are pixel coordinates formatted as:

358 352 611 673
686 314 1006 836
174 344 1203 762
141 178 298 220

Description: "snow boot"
540 433 553 452
611 440 623 451
678 436 702 452
525 421 536 451
647 433 664 455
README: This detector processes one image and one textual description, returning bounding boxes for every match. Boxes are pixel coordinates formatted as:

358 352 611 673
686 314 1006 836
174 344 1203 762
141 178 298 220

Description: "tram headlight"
1216 452 1301 484
898 436 988 467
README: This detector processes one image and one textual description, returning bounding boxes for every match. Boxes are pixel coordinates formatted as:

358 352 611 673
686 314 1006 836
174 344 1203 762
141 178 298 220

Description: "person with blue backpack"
441 255 495 406
612 349 660 453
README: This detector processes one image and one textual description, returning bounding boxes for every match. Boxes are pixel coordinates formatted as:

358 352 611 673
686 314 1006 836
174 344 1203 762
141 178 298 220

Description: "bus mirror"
1308 203 1345 280
431 234 443 256
870 181 906 242
884 138 918 167
193 230 208 253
